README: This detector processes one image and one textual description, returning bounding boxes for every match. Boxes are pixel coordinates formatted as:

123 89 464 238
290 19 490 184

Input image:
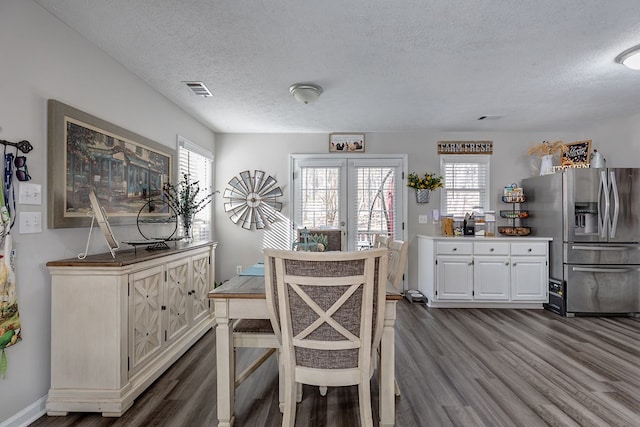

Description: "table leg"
215 300 235 427
380 301 396 427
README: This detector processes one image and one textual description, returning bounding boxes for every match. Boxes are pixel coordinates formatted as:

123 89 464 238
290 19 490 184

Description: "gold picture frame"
47 99 175 228
329 133 365 152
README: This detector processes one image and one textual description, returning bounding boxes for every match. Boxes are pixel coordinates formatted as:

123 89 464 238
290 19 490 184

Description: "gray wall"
0 1 214 423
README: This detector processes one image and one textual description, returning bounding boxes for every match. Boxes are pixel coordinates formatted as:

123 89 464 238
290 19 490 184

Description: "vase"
540 154 554 176
415 189 431 203
182 216 193 241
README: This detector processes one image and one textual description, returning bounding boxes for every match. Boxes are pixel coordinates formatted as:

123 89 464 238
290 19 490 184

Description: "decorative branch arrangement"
162 173 217 238
526 140 567 158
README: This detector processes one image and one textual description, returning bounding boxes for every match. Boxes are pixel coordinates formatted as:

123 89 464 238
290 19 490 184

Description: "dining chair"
264 248 388 427
373 233 390 249
387 239 409 292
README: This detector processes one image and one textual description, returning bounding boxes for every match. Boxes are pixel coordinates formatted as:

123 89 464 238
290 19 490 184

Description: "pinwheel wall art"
223 170 283 230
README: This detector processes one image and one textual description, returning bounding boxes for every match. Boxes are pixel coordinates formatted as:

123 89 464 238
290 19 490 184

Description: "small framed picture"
329 133 365 153
561 140 592 167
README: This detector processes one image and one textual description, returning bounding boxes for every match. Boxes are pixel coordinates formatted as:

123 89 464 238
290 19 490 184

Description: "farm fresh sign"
437 141 493 155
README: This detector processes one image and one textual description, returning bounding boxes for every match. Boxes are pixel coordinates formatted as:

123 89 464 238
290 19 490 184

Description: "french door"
291 154 406 251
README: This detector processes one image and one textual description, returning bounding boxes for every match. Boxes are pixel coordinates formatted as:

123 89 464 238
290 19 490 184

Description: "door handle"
571 245 636 251
599 170 609 239
572 266 639 273
609 171 619 239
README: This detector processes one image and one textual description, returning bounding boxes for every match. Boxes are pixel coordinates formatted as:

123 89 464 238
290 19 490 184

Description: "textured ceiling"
35 0 640 133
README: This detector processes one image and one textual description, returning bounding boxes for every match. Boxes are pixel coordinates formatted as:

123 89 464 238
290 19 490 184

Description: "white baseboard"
0 395 47 427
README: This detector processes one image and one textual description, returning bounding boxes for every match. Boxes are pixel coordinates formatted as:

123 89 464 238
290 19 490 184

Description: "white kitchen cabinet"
46 242 217 417
418 235 550 308
511 256 547 300
436 255 474 300
474 256 510 300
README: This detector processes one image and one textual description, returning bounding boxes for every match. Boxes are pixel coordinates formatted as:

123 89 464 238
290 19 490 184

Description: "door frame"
290 153 408 250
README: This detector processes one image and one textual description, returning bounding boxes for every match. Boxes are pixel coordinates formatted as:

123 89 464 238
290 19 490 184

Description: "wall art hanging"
47 100 175 228
223 170 282 230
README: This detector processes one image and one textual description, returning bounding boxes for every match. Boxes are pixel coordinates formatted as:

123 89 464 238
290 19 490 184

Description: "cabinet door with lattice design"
129 265 164 374
189 252 211 325
166 258 191 342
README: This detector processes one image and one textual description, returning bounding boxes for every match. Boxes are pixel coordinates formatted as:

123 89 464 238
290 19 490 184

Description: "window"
178 136 213 241
440 155 490 216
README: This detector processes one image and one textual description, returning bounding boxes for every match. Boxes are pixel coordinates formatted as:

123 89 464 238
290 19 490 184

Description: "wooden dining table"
208 273 402 427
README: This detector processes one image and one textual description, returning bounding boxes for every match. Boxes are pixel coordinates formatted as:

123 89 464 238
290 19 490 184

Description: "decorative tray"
498 226 531 236
499 210 529 219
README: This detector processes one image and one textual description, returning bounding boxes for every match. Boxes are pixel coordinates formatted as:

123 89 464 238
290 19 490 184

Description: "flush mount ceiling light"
289 83 323 104
616 45 640 70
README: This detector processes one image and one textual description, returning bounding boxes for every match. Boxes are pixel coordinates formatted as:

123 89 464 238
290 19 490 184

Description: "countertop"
416 234 552 241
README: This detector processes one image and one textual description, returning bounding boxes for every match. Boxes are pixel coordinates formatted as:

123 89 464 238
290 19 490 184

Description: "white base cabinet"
46 242 217 417
418 235 550 308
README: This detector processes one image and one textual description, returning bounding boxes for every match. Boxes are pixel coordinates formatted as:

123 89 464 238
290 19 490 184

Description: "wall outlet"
236 265 243 274
418 215 429 224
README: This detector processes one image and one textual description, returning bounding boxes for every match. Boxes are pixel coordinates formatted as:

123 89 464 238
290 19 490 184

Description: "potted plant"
526 140 567 175
163 173 216 241
407 172 444 203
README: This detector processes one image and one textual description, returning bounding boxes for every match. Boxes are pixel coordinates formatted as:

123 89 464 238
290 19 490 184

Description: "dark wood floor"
31 301 640 426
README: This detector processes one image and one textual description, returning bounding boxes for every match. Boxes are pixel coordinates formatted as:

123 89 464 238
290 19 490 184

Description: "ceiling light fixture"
616 45 640 70
289 83 323 104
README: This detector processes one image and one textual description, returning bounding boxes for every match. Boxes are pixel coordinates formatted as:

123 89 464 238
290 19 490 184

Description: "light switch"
20 212 42 234
19 183 42 205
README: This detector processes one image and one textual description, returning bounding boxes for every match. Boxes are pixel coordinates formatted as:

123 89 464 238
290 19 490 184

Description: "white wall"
215 126 639 289
0 1 214 423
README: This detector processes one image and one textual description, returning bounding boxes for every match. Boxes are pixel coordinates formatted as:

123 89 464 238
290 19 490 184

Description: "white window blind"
178 136 213 241
440 155 490 217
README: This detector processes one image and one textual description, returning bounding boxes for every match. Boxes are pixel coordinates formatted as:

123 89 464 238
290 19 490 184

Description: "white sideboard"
417 235 551 308
46 241 217 417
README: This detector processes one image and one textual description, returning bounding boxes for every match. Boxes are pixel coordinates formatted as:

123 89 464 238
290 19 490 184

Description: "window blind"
440 155 490 217
178 136 213 241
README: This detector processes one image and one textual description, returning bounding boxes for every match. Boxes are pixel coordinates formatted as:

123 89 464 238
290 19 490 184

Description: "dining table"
208 270 402 427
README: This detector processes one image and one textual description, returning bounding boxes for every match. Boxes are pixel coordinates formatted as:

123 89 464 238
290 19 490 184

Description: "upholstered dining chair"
264 248 388 427
387 239 409 292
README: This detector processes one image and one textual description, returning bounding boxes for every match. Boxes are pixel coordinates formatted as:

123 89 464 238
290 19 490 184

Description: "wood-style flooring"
30 302 640 426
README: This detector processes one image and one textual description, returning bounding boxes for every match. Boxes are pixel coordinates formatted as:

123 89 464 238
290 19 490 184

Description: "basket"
498 226 531 236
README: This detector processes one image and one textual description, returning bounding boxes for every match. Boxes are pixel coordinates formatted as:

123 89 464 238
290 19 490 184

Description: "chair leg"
296 382 303 403
394 376 401 397
278 350 285 413
358 380 373 427
282 375 297 427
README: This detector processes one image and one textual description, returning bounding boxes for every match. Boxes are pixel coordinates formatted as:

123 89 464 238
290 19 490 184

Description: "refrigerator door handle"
572 266 639 273
598 170 609 239
571 245 638 251
609 171 619 239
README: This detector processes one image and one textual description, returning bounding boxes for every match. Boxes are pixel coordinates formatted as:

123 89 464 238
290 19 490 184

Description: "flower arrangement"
407 172 444 190
526 140 567 158
163 173 216 239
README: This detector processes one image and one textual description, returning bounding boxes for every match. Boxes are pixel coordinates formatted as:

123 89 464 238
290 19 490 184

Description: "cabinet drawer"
436 241 473 255
474 241 509 255
511 242 547 256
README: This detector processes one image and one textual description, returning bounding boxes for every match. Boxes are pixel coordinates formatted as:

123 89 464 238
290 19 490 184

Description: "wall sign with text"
437 140 493 155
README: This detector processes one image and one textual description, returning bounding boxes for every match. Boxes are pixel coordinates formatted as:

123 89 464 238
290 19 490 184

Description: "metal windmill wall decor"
223 170 283 230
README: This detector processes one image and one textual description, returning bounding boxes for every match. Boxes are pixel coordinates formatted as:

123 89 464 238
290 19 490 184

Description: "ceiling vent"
184 81 213 97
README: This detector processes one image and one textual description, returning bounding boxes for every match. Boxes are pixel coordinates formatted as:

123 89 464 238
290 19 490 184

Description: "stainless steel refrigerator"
522 168 640 316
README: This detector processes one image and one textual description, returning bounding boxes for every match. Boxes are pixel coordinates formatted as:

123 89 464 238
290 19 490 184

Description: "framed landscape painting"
47 100 175 228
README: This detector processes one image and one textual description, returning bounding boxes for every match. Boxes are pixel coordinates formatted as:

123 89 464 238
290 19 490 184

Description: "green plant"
407 172 444 190
163 173 216 228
